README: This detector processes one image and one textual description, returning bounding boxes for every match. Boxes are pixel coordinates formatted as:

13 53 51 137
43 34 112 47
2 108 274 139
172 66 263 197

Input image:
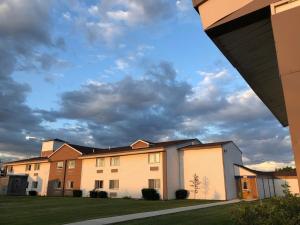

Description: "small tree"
190 173 201 199
282 182 292 197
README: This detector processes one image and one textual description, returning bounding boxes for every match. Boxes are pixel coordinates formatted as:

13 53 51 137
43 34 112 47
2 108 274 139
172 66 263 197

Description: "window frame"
96 158 105 167
34 163 40 171
32 181 38 189
109 180 119 190
148 179 160 189
110 157 120 166
95 180 104 189
25 164 32 171
148 153 160 164
67 180 74 189
57 161 64 169
68 160 76 169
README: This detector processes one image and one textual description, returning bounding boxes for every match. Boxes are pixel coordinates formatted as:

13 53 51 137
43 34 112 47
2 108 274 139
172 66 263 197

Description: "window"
242 181 248 190
148 179 160 189
148 153 160 164
8 166 13 173
68 160 76 169
54 180 61 189
110 157 120 166
109 180 119 189
32 181 38 189
95 180 104 189
67 181 74 189
57 161 64 169
96 158 105 167
34 163 40 171
25 164 32 171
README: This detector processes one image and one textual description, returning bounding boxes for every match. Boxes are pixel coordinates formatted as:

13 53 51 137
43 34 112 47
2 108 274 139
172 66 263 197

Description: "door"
241 177 258 199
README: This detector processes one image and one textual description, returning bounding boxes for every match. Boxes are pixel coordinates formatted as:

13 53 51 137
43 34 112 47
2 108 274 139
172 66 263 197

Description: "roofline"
3 159 49 166
192 0 207 13
79 147 165 159
130 139 150 147
179 141 236 150
234 164 274 176
47 143 83 158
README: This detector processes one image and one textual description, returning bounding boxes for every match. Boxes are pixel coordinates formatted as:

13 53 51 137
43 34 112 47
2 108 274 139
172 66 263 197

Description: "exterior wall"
80 151 164 199
6 162 50 195
41 140 65 157
222 143 243 200
234 166 256 177
257 177 265 199
180 147 226 200
48 145 82 196
166 141 200 199
274 177 300 196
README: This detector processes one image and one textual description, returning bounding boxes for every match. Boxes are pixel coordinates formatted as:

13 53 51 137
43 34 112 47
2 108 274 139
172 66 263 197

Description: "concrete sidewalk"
65 199 240 225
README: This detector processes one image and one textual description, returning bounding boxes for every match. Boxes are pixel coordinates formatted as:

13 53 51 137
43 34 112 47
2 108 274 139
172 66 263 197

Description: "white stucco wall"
7 162 50 195
80 151 164 199
180 147 226 200
165 141 200 199
222 142 243 200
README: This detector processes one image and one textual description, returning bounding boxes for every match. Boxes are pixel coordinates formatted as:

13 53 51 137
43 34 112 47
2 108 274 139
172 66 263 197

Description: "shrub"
73 190 82 197
232 196 300 225
90 190 98 198
175 189 188 199
141 188 160 200
28 190 37 196
122 196 132 199
97 191 108 198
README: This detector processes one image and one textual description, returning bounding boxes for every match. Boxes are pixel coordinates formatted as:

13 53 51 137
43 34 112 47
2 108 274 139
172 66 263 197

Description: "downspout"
62 160 67 196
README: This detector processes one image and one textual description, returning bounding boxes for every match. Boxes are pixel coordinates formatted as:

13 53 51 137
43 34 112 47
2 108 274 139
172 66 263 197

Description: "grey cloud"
39 62 293 164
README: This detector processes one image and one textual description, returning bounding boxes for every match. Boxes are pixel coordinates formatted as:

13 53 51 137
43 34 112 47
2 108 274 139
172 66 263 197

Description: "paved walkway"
65 199 240 225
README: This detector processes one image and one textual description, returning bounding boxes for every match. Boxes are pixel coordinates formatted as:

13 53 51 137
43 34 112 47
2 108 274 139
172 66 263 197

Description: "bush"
232 196 300 225
28 190 37 196
97 191 108 198
141 188 160 200
175 189 188 199
73 190 82 197
90 190 98 198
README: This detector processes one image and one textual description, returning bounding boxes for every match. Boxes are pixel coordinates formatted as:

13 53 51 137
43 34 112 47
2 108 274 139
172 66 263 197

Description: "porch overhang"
193 0 288 126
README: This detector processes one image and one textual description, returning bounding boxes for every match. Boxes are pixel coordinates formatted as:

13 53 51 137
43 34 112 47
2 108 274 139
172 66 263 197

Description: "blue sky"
0 0 294 170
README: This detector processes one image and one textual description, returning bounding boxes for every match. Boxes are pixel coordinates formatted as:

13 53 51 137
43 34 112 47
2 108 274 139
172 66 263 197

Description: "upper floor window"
68 160 76 169
96 158 105 167
57 161 64 169
148 179 160 189
110 157 120 166
34 163 40 171
148 153 160 164
25 164 32 171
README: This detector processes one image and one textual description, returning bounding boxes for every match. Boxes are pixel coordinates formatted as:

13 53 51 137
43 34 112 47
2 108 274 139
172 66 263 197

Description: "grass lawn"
0 196 217 225
117 202 246 225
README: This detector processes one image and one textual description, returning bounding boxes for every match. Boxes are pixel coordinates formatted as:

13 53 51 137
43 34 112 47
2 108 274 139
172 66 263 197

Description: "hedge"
141 188 160 200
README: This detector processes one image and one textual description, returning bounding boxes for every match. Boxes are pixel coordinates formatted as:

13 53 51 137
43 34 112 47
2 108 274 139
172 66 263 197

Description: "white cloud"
176 0 190 12
62 12 71 21
246 161 295 172
115 58 129 70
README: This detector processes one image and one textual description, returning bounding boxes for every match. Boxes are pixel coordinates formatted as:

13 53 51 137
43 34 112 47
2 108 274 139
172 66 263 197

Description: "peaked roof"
3 157 48 165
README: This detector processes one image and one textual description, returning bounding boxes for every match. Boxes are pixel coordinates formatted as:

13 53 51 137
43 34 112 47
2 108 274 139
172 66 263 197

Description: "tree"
190 173 201 199
281 182 292 197
275 166 294 172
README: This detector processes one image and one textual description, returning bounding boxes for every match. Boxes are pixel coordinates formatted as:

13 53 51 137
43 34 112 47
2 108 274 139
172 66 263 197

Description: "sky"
0 0 295 171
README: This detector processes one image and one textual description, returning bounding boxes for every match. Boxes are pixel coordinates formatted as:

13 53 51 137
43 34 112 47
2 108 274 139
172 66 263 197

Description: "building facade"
2 138 298 199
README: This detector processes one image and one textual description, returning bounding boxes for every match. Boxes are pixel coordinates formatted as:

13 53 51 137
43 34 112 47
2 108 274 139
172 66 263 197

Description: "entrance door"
240 177 258 199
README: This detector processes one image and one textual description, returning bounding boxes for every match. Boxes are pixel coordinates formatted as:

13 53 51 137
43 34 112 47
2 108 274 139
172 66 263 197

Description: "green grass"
117 202 253 225
0 196 217 225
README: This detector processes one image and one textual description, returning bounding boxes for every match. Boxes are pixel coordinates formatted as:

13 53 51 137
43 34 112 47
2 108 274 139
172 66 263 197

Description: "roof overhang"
193 0 288 126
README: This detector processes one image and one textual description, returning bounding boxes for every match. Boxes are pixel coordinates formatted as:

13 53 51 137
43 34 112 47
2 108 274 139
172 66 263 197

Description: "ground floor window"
67 181 74 189
95 180 104 189
32 181 38 189
109 180 119 189
148 179 160 189
54 180 62 189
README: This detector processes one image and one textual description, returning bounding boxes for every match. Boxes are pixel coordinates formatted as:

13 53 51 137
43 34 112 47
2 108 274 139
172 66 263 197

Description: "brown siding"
47 145 82 196
131 141 149 149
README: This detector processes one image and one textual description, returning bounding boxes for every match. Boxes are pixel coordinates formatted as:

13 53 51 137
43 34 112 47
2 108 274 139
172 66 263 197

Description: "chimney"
41 139 66 157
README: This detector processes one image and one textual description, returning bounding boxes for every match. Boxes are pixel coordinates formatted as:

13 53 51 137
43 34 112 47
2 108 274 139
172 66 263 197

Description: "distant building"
1 138 298 199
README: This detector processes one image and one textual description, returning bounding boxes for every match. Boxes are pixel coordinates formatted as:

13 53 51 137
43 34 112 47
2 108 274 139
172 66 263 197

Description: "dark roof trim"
43 138 67 143
192 0 207 13
234 164 275 176
3 157 48 165
179 141 233 150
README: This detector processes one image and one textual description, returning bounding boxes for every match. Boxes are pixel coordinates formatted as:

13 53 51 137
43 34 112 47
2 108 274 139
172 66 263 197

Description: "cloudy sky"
0 0 294 170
